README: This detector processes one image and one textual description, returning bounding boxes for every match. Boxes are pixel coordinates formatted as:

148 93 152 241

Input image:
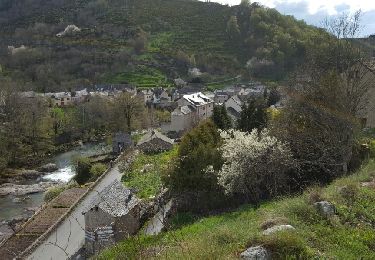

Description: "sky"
208 0 375 37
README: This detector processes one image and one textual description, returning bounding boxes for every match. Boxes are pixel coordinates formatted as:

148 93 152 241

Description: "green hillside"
99 160 375 259
0 0 327 91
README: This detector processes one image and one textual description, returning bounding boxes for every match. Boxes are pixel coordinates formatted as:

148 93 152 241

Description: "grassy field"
121 147 178 200
100 159 375 259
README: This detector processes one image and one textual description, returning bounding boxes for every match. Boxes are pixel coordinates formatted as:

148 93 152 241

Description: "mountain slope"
0 0 326 91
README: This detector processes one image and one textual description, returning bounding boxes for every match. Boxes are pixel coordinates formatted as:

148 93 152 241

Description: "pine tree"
237 98 267 132
212 105 232 130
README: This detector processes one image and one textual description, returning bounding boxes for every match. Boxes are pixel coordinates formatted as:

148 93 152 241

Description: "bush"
164 120 223 193
369 140 375 158
74 157 92 185
90 163 107 179
249 231 313 259
44 186 65 202
218 129 294 203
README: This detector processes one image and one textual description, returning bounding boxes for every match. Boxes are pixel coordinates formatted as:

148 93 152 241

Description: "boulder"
0 182 59 196
262 224 295 236
19 170 43 179
38 163 58 173
241 246 270 260
0 223 14 243
314 201 336 217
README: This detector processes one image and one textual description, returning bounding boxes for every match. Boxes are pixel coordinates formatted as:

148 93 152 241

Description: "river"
0 142 111 221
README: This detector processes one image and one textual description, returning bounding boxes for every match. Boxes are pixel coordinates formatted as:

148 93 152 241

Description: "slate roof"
137 130 174 146
183 92 212 106
86 180 139 217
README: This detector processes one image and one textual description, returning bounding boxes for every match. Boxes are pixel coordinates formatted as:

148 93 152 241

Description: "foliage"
44 185 65 202
90 163 107 179
272 72 358 186
369 139 375 158
74 157 92 185
211 105 232 130
0 0 329 90
237 97 268 133
113 92 145 132
121 147 177 199
226 16 240 39
164 120 223 193
267 87 280 106
218 129 294 202
99 160 375 259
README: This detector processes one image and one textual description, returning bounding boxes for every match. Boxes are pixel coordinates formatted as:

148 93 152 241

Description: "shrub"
305 186 324 205
218 129 294 203
74 157 92 185
369 140 375 158
90 163 107 179
164 120 223 192
249 231 312 259
44 186 65 202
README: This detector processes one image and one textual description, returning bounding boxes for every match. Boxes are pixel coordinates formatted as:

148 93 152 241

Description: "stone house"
214 89 235 104
112 132 133 154
225 95 243 122
177 92 214 119
83 180 140 256
71 88 90 104
137 130 174 153
137 89 154 104
162 92 214 133
45 92 72 107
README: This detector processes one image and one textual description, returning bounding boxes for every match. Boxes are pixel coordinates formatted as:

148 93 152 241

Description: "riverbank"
0 142 111 227
0 138 109 184
0 150 138 259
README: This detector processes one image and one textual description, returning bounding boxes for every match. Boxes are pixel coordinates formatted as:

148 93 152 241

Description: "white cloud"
209 0 375 15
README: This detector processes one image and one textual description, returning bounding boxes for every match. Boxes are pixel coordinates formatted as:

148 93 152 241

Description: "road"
26 164 123 260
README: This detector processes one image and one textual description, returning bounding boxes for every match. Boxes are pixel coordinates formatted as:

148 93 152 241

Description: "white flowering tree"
218 129 294 202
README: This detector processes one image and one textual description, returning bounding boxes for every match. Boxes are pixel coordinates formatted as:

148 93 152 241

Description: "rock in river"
0 182 59 196
37 163 58 173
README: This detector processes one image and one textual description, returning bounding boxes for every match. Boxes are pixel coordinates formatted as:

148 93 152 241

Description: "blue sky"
208 0 375 37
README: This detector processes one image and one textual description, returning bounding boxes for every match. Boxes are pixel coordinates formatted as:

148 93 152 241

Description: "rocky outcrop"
0 182 59 196
262 224 295 236
37 163 58 173
241 246 271 260
56 25 81 37
314 201 336 217
144 199 176 236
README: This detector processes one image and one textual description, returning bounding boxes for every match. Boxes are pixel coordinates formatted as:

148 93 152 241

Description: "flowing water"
0 142 111 221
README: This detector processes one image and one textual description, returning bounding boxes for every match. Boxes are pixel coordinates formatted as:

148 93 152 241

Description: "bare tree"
114 92 144 132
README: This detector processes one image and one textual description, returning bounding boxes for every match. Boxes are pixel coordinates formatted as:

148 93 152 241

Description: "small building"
112 132 133 154
83 180 140 257
137 130 174 154
45 92 72 107
225 95 243 123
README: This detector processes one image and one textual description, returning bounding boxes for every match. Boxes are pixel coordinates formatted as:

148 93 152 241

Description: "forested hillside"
0 0 327 92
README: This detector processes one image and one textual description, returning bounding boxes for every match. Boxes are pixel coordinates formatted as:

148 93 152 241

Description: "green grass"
121 146 178 199
107 65 171 87
100 160 375 259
